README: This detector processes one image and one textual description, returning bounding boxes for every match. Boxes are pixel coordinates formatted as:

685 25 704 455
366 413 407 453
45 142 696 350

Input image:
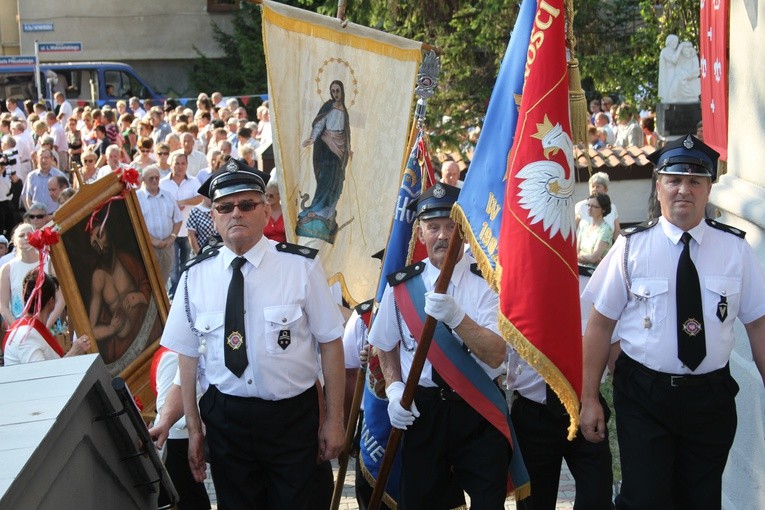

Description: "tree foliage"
576 0 700 109
189 0 699 146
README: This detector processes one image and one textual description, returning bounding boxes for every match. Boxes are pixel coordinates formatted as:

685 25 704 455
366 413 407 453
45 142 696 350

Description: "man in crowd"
22 148 67 214
160 152 201 299
580 135 765 509
5 98 26 120
96 145 124 179
47 176 70 206
369 183 510 508
439 160 462 188
10 121 33 181
160 159 345 508
173 132 207 178
150 107 173 145
45 111 68 172
136 165 182 289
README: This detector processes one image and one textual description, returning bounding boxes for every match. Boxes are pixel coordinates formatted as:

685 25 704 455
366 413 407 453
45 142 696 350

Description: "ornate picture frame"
50 173 168 413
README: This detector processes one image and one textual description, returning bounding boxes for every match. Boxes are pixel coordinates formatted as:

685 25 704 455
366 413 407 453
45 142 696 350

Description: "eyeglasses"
83 159 96 163
27 214 46 219
214 199 263 214
157 152 169 156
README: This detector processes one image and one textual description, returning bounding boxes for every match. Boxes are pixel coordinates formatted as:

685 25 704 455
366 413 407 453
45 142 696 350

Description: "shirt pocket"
704 276 741 324
194 311 225 361
263 304 303 354
631 278 669 326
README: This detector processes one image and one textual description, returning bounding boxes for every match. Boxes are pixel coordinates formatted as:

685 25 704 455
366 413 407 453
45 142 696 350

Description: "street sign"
22 23 54 32
0 56 36 66
38 42 82 53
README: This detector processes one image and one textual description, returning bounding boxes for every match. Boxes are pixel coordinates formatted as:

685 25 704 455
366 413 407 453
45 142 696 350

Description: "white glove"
385 381 419 430
424 292 466 329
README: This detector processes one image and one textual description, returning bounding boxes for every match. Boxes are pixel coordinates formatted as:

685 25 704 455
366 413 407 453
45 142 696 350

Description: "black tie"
676 232 706 371
224 256 248 377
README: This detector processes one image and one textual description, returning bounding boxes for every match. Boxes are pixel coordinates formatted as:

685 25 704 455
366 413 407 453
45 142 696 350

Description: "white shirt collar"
422 252 469 291
659 216 707 246
220 235 269 270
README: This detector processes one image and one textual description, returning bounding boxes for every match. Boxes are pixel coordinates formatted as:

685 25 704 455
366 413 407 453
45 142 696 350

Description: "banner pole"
367 225 463 510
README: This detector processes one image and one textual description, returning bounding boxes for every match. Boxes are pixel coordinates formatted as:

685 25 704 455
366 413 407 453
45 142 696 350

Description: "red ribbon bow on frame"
85 167 141 235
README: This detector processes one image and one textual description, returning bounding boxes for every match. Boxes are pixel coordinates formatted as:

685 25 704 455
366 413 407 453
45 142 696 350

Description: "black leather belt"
621 354 730 388
417 385 464 402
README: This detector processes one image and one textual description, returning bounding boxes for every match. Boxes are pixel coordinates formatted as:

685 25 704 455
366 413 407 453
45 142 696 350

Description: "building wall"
14 0 233 95
713 0 765 508
0 0 20 55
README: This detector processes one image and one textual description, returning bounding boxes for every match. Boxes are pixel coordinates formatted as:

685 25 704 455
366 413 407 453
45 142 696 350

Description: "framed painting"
50 172 168 414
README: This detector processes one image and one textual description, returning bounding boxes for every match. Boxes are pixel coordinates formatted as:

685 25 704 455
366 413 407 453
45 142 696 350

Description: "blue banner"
452 0 536 289
375 131 425 301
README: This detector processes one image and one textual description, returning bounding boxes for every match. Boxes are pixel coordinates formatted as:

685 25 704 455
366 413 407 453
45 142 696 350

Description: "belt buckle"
670 375 684 387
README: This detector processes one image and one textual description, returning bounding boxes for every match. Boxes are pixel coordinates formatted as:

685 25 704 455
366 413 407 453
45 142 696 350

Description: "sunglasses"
157 152 169 156
83 159 96 163
214 199 263 214
27 214 46 220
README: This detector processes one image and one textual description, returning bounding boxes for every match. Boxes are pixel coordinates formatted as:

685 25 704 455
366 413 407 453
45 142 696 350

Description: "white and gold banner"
262 0 421 305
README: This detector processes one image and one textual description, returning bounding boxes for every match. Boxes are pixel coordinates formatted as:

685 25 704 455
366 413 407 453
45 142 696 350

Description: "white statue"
658 34 701 103
671 42 701 103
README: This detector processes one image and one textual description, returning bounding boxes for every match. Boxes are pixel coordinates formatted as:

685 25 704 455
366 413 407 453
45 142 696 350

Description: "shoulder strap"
275 242 318 259
386 261 426 287
706 218 746 238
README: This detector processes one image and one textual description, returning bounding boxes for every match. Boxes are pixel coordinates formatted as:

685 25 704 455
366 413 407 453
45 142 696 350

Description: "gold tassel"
568 58 588 148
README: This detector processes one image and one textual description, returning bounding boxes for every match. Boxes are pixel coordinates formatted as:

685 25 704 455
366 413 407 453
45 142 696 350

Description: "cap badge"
226 160 239 172
683 135 694 149
433 184 446 198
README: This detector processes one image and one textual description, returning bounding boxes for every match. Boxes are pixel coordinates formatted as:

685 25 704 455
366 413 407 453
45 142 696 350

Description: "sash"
393 275 531 498
2 316 65 358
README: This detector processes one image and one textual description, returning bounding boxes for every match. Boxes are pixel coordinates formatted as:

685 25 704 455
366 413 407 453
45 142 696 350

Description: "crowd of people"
587 97 665 150
1 87 764 510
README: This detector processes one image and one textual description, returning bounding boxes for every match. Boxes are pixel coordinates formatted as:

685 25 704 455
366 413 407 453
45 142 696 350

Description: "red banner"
700 0 728 159
498 0 581 439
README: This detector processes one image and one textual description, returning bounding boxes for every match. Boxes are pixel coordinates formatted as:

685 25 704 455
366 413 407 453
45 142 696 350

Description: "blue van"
0 60 163 107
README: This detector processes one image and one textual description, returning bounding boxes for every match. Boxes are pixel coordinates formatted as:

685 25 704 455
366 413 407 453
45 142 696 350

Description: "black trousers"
400 387 509 510
157 438 211 510
512 393 613 510
199 384 319 510
613 354 738 510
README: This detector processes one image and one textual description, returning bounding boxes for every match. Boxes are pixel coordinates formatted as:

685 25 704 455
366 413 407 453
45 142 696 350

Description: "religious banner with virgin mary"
262 0 421 305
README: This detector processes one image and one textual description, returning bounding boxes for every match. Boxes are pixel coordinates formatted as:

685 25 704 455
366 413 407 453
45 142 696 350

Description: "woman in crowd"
575 171 621 241
132 137 156 172
576 192 613 270
3 271 90 365
263 176 286 243
66 116 84 167
155 142 172 179
78 149 99 185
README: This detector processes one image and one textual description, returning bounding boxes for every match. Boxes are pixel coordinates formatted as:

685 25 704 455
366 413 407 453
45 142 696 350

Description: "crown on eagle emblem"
432 184 446 198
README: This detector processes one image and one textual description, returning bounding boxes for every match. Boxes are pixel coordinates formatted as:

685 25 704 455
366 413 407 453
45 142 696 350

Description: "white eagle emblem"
516 115 576 242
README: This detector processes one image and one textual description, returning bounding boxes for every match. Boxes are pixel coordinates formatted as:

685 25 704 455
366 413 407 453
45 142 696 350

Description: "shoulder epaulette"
354 299 375 315
706 218 746 238
275 242 318 259
386 261 426 287
621 219 659 237
182 246 220 272
469 263 483 278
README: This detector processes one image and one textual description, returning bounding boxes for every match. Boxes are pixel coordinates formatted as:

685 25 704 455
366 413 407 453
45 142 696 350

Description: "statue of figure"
671 42 701 103
658 34 681 102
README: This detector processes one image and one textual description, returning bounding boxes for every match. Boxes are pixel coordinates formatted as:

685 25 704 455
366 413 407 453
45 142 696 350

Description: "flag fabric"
375 130 430 302
700 0 728 159
262 0 421 305
451 0 536 287
498 0 582 439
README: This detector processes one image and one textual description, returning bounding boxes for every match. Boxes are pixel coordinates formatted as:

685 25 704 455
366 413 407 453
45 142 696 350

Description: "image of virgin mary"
296 79 351 244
